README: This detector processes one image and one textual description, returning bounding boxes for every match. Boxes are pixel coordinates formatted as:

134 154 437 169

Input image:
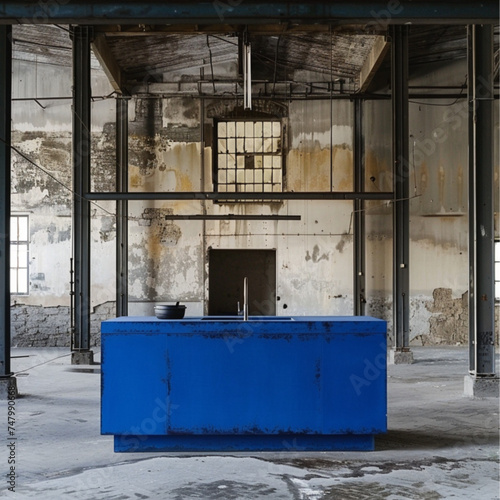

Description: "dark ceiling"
11 24 500 95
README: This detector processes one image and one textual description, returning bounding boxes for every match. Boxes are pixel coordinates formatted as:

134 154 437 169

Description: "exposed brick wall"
89 302 116 347
368 288 499 347
11 301 116 348
426 288 469 345
11 304 71 347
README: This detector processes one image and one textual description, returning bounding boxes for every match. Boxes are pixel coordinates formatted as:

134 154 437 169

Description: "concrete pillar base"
464 375 499 398
0 376 18 399
71 351 94 365
389 349 414 365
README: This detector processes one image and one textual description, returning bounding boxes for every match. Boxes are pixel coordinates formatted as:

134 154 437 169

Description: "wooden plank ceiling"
11 24 500 94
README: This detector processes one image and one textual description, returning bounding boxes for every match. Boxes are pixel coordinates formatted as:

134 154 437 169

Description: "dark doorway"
208 249 276 316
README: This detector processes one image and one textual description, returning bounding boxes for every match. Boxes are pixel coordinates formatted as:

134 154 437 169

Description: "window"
10 215 29 295
216 119 283 194
495 240 500 301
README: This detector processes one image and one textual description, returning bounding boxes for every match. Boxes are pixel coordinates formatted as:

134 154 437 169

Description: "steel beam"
87 191 393 201
164 215 301 221
467 25 496 376
91 35 124 94
71 26 93 361
353 99 366 316
0 2 497 25
359 36 390 93
0 26 12 379
116 97 129 318
391 25 411 358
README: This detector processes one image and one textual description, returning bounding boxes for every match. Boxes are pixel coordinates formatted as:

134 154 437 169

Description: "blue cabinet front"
101 317 387 451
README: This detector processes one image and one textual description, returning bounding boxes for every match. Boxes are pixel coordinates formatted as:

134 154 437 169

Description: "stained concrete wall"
363 58 499 343
9 52 499 347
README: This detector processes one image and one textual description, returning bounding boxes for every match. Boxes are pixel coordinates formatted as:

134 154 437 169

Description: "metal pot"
154 302 186 320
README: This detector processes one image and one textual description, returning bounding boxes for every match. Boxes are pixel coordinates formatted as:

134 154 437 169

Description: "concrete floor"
0 346 498 499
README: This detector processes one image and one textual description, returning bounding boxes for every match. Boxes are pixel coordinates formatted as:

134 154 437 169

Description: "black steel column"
116 97 129 317
71 26 93 362
391 26 411 355
0 26 13 385
468 25 496 376
353 99 366 316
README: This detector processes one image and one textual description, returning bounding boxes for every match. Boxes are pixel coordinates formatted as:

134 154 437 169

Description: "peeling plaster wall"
10 55 117 343
9 55 499 347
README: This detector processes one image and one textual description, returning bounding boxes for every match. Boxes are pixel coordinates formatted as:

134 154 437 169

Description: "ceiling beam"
0 2 498 25
359 35 390 92
91 35 124 94
93 24 383 37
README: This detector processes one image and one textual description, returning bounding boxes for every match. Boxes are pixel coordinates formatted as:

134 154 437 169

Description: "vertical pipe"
70 257 74 350
0 26 12 377
116 97 129 317
243 40 252 110
468 25 496 376
353 99 366 316
243 277 249 321
200 97 208 316
391 25 410 351
467 26 476 373
71 26 93 354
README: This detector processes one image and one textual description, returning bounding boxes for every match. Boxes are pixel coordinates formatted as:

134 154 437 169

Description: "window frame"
213 117 284 197
10 214 29 296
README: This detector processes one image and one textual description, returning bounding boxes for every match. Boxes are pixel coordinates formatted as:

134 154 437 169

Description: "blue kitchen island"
101 316 387 452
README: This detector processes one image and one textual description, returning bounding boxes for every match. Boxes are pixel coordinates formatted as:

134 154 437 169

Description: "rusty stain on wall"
418 162 429 195
128 207 186 300
141 207 182 248
287 146 353 192
365 149 392 192
331 145 353 191
129 138 200 192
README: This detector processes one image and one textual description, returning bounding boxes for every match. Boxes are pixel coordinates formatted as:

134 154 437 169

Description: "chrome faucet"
243 277 249 321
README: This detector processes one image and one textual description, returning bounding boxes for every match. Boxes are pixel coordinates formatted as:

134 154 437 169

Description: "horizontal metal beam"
164 214 301 220
86 191 394 201
2 2 498 25
11 93 500 104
